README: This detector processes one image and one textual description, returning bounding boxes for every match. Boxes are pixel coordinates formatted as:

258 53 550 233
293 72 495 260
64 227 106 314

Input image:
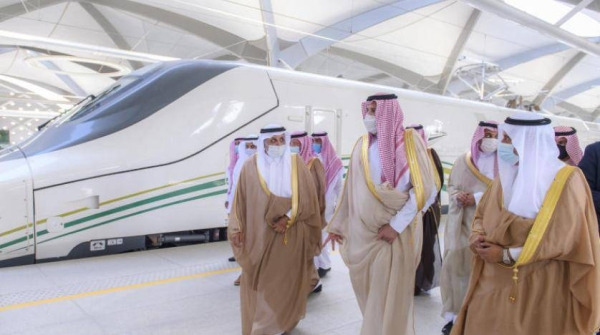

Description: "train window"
50 63 165 127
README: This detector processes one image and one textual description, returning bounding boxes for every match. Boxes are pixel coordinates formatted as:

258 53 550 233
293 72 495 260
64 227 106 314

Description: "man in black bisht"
407 124 444 295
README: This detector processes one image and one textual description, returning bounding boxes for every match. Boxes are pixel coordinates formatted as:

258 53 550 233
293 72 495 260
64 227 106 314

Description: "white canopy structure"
1 0 600 144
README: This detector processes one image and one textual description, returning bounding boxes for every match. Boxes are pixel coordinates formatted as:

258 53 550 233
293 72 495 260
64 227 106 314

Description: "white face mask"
245 148 257 156
480 138 498 153
290 146 300 154
267 145 285 158
364 114 377 134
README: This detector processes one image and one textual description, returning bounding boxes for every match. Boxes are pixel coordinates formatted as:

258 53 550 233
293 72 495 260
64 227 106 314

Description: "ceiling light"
18 108 22 111
18 117 22 120
9 92 14 96
8 101 14 106
26 103 31 107
10 122 15 125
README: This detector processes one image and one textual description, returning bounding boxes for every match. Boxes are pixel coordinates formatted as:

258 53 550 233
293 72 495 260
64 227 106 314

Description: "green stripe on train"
0 234 34 249
1 179 226 249
39 190 227 245
36 179 226 238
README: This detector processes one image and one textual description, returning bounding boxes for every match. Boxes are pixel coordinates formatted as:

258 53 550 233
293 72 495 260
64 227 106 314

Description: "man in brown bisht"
229 124 323 335
291 130 326 292
406 124 444 296
312 131 344 278
452 112 600 335
439 120 499 335
325 93 437 335
440 121 498 335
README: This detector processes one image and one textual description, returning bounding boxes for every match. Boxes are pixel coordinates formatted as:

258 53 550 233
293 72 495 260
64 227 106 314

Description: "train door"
0 148 35 266
304 106 341 151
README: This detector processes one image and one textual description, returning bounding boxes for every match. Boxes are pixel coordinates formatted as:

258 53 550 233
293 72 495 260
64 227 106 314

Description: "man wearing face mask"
225 137 244 211
439 121 498 335
406 124 444 296
226 137 243 264
291 130 326 289
554 126 583 166
451 112 600 335
228 124 323 335
312 131 344 278
325 94 437 335
226 135 258 284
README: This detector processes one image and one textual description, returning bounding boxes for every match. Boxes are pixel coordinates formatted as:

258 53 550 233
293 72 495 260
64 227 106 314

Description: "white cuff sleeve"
473 192 484 206
285 210 292 218
390 189 418 234
509 247 523 261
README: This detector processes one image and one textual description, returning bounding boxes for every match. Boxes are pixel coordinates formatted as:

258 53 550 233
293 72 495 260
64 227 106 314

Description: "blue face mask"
234 145 239 154
498 142 519 165
312 143 322 154
290 146 300 154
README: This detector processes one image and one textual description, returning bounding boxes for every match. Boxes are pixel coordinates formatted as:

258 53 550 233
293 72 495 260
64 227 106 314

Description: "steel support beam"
533 52 587 105
278 0 446 69
0 0 267 63
463 0 600 59
555 0 594 27
325 47 437 92
542 77 600 108
437 9 481 95
79 2 143 70
495 37 600 70
258 0 280 67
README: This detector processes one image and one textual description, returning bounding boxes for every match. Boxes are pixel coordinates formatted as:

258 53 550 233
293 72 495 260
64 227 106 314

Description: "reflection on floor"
0 241 446 335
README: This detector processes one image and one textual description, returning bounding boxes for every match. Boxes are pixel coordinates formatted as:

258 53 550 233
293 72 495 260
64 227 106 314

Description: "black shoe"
317 267 331 278
311 281 322 293
442 321 453 335
228 256 235 262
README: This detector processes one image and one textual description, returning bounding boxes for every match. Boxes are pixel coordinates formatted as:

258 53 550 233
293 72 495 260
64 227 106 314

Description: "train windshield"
49 63 163 127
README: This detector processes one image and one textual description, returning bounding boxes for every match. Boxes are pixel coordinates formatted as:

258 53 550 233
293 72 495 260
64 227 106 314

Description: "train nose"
0 147 35 266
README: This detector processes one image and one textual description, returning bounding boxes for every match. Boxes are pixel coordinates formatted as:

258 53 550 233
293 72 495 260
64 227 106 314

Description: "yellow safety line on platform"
0 266 241 312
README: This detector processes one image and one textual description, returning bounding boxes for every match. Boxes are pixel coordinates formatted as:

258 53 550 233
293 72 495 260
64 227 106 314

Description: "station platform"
0 241 445 334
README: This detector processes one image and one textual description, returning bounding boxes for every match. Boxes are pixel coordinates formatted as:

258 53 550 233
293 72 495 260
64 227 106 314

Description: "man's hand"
457 192 475 207
376 224 398 244
273 216 288 234
323 233 343 250
475 241 503 263
231 232 244 248
470 234 485 254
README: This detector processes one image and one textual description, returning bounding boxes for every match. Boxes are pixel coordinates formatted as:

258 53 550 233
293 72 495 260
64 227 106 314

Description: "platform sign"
0 130 9 145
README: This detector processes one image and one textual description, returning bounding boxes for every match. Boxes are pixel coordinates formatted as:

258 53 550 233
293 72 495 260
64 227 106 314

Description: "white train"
0 60 597 267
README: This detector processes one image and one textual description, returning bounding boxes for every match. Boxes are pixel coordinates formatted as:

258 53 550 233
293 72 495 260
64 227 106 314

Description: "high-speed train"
0 60 597 267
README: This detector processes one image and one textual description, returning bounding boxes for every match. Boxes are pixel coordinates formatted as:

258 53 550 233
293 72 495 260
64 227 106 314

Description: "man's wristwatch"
502 248 512 265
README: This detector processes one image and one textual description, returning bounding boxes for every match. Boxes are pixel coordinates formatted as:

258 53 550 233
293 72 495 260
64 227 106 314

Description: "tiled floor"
0 241 446 335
